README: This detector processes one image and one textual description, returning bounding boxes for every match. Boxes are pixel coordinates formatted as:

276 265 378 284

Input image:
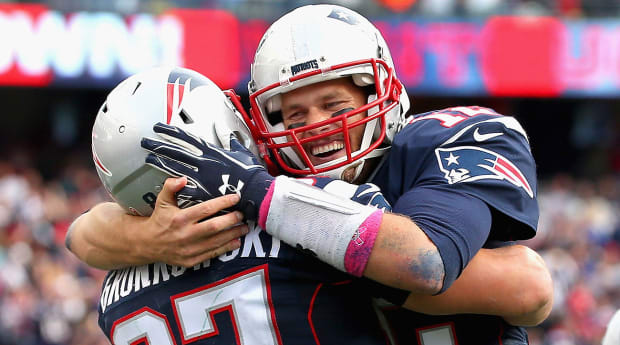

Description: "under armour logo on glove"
218 174 245 196
141 122 275 220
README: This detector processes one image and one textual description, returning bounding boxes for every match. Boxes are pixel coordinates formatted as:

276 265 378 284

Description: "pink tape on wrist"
344 209 383 277
258 180 277 230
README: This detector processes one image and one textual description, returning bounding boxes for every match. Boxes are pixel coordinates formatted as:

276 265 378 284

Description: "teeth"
311 142 344 156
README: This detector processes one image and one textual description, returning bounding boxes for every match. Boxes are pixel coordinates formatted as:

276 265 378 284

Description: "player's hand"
310 176 392 211
137 176 249 267
141 123 274 220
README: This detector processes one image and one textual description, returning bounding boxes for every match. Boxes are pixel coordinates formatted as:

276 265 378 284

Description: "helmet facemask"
247 58 404 180
245 4 410 180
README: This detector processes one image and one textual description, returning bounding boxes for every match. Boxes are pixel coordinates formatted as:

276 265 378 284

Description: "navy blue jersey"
98 225 393 345
377 307 528 345
371 106 538 345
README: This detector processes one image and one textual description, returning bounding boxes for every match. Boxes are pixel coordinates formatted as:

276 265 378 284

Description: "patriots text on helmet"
290 59 320 76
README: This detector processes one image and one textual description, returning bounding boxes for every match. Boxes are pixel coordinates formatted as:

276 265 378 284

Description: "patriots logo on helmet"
327 8 361 25
167 68 210 91
435 146 534 198
166 77 187 125
166 68 211 125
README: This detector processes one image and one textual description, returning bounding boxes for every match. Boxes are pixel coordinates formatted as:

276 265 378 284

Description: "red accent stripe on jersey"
166 83 185 124
110 307 178 345
497 157 532 195
210 305 240 345
308 283 324 345
493 162 511 181
307 278 351 345
263 265 284 345
169 264 283 345
130 338 149 345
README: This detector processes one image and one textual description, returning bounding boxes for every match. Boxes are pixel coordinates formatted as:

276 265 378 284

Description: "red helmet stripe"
166 83 185 124
92 142 112 176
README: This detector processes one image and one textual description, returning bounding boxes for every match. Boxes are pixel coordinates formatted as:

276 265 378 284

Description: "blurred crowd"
0 155 110 345
526 174 620 345
0 155 617 345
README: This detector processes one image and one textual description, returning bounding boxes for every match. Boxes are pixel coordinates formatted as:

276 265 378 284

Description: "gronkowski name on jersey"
98 224 405 345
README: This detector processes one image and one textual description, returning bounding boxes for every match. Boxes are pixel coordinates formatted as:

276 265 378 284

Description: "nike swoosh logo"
473 128 503 142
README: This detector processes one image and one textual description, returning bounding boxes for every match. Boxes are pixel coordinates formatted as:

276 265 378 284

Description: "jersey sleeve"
392 185 492 293
375 107 539 292
389 108 538 240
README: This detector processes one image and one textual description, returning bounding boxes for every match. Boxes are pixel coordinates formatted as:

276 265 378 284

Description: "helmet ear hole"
131 81 142 95
233 130 250 148
179 109 194 124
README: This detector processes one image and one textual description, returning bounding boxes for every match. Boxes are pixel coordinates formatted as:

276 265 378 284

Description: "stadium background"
0 0 617 344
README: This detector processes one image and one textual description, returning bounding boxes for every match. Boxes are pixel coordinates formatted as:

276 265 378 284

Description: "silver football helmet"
246 4 410 180
91 66 257 216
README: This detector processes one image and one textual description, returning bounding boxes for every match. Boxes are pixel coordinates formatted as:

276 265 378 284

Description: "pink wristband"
344 209 383 277
258 180 277 230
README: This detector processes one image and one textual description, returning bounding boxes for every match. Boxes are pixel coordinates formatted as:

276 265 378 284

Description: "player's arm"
359 212 444 294
141 123 447 294
305 182 552 325
402 245 553 326
137 123 552 323
65 177 247 270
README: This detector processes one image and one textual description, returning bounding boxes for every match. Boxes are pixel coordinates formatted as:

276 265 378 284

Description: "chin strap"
327 145 388 182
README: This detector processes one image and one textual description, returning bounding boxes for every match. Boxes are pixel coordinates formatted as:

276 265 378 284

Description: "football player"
68 5 552 345
88 65 548 345
92 65 409 344
141 5 550 344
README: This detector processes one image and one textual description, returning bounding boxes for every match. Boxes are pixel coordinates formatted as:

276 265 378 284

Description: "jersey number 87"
109 266 282 345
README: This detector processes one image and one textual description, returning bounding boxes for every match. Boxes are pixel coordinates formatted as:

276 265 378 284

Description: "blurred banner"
0 3 619 97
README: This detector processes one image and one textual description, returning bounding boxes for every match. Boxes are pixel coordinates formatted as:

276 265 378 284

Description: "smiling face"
280 77 368 169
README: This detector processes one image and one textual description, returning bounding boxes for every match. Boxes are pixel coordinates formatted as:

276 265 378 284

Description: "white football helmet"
92 66 257 216
246 4 410 180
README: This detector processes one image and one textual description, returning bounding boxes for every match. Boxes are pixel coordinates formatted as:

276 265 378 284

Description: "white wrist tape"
258 176 382 275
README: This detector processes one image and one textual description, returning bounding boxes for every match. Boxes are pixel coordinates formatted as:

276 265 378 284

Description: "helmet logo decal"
166 68 211 124
166 79 185 124
327 8 360 25
167 68 208 91
291 59 319 76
